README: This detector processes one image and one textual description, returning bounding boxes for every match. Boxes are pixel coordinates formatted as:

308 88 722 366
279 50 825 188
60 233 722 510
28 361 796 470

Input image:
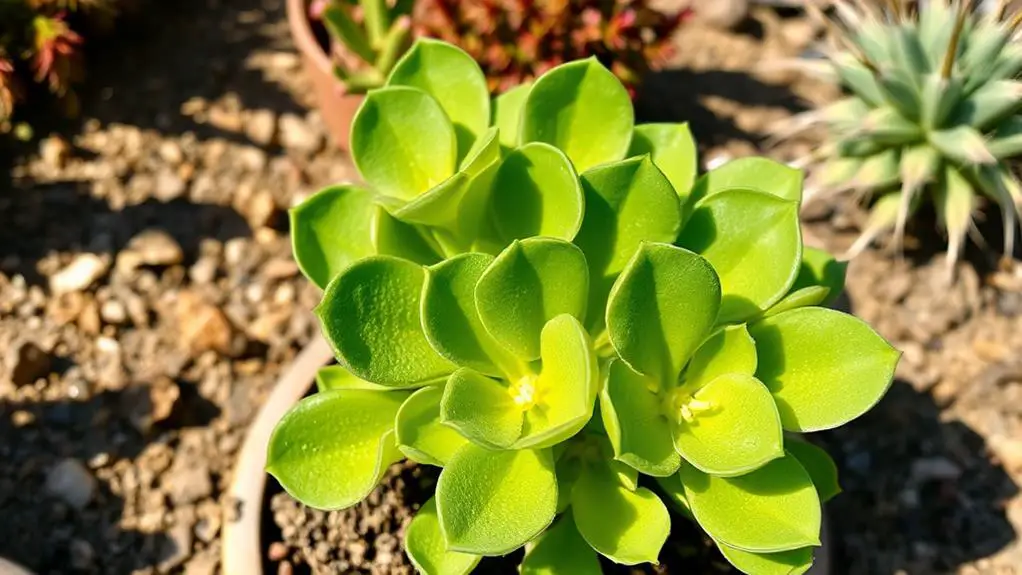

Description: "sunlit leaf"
691 157 803 205
267 390 408 509
601 359 680 477
316 365 390 392
628 123 698 201
440 368 522 450
521 513 602 575
406 498 480 575
679 454 821 553
351 86 456 200
521 58 633 171
371 206 442 265
317 256 454 386
683 324 758 389
678 189 801 323
788 246 846 306
606 243 720 382
290 185 375 289
476 238 589 360
437 445 557 555
493 83 531 150
387 39 489 160
786 439 842 503
749 307 899 432
718 542 815 575
395 386 468 466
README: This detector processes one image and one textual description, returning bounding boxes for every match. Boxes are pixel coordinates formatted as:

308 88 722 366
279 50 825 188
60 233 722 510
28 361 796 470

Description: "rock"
166 461 212 505
246 109 277 146
159 140 185 165
267 541 289 562
122 229 185 269
694 0 748 30
159 522 194 571
189 256 218 285
263 258 299 280
100 299 128 324
45 459 97 509
10 341 52 386
279 113 323 153
910 457 962 483
991 435 1022 471
173 291 237 356
78 298 101 335
246 189 278 229
40 135 70 169
50 254 110 294
155 169 187 201
184 551 219 575
125 377 181 433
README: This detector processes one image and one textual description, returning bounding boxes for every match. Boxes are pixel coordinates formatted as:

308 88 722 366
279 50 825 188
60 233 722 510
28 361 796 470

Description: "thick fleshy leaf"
692 157 803 205
718 542 814 575
476 238 589 360
493 83 531 150
601 359 680 477
520 513 602 575
458 126 501 176
679 454 821 552
317 256 454 386
437 445 557 555
671 373 783 477
521 58 633 171
683 324 758 389
406 498 480 575
789 247 846 306
763 287 831 318
316 365 390 392
396 386 469 466
488 143 585 244
516 314 597 449
678 189 801 323
267 390 407 509
371 206 442 265
386 39 489 160
606 243 721 382
574 156 682 327
421 253 522 378
351 86 456 200
572 462 671 565
390 171 471 228
440 368 522 450
786 440 841 503
290 185 375 289
627 123 698 199
654 474 691 516
749 307 899 432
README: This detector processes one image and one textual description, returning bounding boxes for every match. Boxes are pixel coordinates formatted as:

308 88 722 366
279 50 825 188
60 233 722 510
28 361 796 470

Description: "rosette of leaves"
269 39 899 575
410 0 687 94
792 1 1022 276
314 0 414 92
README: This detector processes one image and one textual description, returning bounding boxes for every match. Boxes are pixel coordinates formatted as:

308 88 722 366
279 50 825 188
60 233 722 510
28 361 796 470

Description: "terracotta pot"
286 0 365 150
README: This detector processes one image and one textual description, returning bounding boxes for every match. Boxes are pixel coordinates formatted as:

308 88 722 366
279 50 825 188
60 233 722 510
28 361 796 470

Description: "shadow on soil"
0 385 219 573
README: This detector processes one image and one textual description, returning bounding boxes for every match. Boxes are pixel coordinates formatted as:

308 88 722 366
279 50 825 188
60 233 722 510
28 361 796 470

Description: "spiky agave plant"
792 0 1022 276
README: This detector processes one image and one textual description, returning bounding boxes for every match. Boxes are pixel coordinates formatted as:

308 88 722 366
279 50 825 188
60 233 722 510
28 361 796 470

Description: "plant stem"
941 0 972 80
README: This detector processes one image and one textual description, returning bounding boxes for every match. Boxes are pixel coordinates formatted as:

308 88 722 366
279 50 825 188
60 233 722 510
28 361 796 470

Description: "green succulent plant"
269 39 899 575
317 0 415 92
794 0 1022 276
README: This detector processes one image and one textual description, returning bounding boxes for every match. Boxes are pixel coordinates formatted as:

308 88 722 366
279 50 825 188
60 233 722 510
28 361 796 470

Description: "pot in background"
286 0 364 150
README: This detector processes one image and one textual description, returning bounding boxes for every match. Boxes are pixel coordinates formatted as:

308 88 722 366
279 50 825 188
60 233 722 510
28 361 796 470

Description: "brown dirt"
1 2 1021 575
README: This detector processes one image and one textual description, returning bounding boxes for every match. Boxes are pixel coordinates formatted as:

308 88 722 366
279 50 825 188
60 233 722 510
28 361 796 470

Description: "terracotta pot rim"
286 0 337 88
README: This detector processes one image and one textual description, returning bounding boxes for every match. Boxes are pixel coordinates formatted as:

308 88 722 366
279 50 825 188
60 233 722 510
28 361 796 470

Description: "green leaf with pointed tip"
679 454 821 552
749 307 899 432
521 513 602 575
574 156 682 329
488 142 585 244
371 206 442 265
521 58 633 171
318 256 454 386
458 126 501 176
406 498 481 575
390 171 471 228
672 373 783 477
322 3 375 64
351 86 456 200
601 359 680 477
691 157 803 205
929 125 997 166
684 324 758 389
386 39 489 160
437 445 557 555
718 542 814 575
789 247 846 305
440 368 522 450
267 390 407 510
628 123 698 200
396 386 469 466
572 462 670 565
422 253 522 378
607 243 720 382
678 189 801 323
476 238 589 360
786 440 841 503
763 287 831 318
290 185 376 289
516 314 597 449
316 365 391 392
493 83 531 150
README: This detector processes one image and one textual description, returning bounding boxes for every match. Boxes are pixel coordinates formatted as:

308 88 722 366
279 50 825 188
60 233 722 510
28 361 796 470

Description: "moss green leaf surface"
406 498 480 575
692 157 804 204
396 386 468 466
749 307 899 432
601 359 680 477
683 324 758 389
628 123 698 201
437 445 557 555
493 83 531 150
290 185 376 289
441 368 522 450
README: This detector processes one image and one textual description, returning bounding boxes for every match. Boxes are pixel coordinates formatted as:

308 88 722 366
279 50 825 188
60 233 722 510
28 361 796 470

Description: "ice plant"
791 1 1022 275
315 0 414 92
268 39 899 575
